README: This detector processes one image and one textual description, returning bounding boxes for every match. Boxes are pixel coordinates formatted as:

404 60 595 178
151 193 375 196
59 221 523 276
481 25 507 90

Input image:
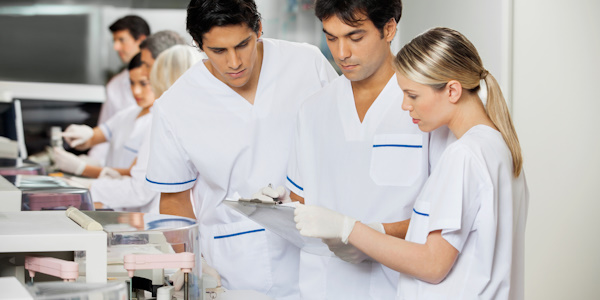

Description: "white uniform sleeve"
98 110 124 142
421 144 489 253
90 130 158 210
316 50 339 86
145 103 198 193
285 109 305 198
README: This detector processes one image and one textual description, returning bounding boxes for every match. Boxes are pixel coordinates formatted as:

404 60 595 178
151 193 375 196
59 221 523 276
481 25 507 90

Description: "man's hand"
252 185 291 203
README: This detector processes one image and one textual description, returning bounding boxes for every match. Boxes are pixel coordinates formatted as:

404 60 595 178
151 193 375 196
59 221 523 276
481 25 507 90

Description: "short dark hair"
109 15 151 40
315 0 402 35
140 30 187 59
186 0 261 49
128 52 143 71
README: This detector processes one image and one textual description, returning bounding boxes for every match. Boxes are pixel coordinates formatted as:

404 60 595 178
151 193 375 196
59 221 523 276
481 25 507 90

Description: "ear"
136 34 147 43
383 18 397 42
257 21 263 39
446 80 463 104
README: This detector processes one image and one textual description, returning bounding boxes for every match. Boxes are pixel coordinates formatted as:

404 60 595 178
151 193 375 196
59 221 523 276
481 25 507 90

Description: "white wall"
400 0 600 298
398 0 512 105
513 1 600 298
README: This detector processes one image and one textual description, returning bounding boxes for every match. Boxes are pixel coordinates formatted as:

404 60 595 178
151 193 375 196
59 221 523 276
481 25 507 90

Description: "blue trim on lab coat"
214 229 266 239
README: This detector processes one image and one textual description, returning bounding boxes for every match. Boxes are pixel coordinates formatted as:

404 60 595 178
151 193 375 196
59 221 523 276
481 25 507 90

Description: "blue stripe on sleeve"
145 177 197 185
287 176 304 191
123 145 138 154
413 208 429 217
373 144 422 148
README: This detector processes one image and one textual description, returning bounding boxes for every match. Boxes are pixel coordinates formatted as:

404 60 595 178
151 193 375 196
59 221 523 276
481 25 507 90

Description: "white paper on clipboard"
223 200 333 256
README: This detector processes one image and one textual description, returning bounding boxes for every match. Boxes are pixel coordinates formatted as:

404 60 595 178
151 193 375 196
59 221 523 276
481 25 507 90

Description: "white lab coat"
286 74 436 299
145 38 338 300
88 69 137 165
99 105 151 169
90 129 159 213
397 125 529 300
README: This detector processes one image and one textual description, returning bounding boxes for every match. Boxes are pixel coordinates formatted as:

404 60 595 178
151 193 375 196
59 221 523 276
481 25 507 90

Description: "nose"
336 40 351 62
113 41 120 52
228 50 242 70
401 96 413 112
131 84 141 97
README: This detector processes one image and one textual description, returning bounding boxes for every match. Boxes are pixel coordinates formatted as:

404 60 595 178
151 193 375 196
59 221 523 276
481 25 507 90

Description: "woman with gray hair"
295 27 529 299
89 45 203 212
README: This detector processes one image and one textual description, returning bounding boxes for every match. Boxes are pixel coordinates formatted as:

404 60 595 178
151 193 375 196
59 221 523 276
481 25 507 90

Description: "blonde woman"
295 27 529 299
89 45 202 212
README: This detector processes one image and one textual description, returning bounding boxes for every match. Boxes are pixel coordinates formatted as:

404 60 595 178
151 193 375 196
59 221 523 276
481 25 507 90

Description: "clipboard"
223 200 332 256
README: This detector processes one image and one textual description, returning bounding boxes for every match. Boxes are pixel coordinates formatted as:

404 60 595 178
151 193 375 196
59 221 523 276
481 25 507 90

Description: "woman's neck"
447 94 497 139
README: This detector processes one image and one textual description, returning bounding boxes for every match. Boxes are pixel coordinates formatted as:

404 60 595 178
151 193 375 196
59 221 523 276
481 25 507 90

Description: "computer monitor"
0 99 27 158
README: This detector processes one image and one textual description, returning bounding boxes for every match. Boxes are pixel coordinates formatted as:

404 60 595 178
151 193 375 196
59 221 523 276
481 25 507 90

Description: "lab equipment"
2 175 93 211
0 211 107 283
0 174 21 212
124 253 195 300
25 256 79 282
50 127 62 148
79 211 201 300
0 158 44 176
66 207 102 231
26 281 128 300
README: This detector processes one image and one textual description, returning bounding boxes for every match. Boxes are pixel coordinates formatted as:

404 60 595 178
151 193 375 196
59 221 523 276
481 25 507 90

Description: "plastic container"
26 281 127 300
78 211 201 300
0 158 45 176
3 174 94 211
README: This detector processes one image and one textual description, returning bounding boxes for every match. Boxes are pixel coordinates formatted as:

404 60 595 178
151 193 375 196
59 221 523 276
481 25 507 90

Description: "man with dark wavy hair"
284 0 446 298
145 0 337 298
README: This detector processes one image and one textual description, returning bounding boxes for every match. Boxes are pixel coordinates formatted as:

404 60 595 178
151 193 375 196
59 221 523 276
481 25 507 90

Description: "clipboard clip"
238 198 281 205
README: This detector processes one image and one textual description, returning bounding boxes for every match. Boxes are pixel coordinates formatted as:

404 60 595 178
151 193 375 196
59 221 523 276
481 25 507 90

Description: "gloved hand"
65 176 94 189
252 185 291 203
99 167 121 179
202 256 222 287
52 147 86 175
323 222 385 264
62 124 94 150
294 203 357 244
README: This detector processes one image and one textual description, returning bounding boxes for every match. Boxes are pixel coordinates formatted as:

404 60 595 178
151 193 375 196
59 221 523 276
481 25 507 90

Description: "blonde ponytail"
483 73 522 177
394 27 523 177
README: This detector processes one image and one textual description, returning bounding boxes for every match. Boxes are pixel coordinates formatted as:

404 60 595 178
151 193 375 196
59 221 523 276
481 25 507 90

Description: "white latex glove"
52 147 86 175
252 185 291 203
202 257 222 287
323 222 385 264
65 176 94 189
294 203 357 244
62 124 94 150
99 167 121 179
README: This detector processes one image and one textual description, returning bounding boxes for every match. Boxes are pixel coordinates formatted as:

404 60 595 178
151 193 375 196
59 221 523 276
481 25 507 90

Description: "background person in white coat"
54 53 154 179
295 27 529 299
90 45 202 212
88 15 151 165
144 0 337 298
139 30 187 77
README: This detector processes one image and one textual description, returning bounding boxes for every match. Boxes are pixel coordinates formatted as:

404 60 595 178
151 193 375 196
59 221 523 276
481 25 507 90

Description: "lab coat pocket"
406 201 431 245
209 220 273 293
370 134 423 186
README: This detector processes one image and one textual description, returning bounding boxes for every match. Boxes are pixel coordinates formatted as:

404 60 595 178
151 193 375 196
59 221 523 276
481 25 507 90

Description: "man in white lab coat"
88 15 150 165
144 0 337 299
280 0 447 298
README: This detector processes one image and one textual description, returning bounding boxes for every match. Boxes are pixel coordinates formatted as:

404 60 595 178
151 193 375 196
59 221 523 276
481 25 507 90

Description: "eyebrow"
206 36 252 51
322 28 367 38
